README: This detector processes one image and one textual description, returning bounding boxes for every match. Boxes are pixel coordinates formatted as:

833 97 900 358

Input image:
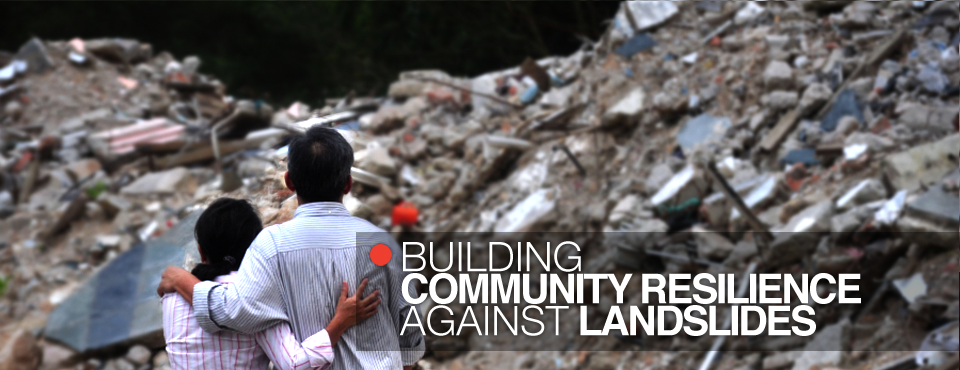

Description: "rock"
768 201 834 266
791 319 850 370
644 163 675 195
387 79 426 98
358 147 398 178
731 176 780 222
821 90 864 133
834 116 860 136
798 83 832 115
883 134 960 191
40 342 77 369
677 114 731 152
761 91 799 111
363 97 426 134
125 345 151 366
78 359 102 370
0 329 42 370
64 158 101 182
495 189 556 233
693 226 736 260
844 132 894 153
831 208 864 235
905 185 960 228
615 1 679 33
273 195 299 225
702 175 767 227
120 167 197 195
4 101 22 118
723 240 759 267
602 88 644 127
835 179 886 211
584 352 621 370
608 194 639 227
85 38 151 65
839 1 876 28
96 193 132 219
650 164 710 208
763 61 794 90
152 351 170 370
898 105 959 133
16 38 55 74
103 358 136 370
763 351 800 370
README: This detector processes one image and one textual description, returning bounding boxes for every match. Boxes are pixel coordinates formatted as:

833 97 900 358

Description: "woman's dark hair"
191 198 263 281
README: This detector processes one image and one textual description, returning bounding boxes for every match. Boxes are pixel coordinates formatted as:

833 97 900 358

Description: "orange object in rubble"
391 201 419 227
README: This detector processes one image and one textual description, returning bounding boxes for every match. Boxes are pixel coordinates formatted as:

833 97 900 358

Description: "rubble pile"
0 1 958 370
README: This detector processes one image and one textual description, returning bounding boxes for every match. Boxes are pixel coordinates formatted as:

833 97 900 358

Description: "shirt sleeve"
254 324 335 370
389 240 426 366
193 231 288 335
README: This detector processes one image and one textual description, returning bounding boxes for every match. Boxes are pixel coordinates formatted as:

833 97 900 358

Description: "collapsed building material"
882 134 959 191
44 213 201 354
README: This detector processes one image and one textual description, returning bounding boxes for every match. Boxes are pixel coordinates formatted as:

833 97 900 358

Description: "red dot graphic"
370 244 392 266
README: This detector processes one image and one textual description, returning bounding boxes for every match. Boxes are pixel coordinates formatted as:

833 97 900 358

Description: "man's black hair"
287 125 354 203
191 198 263 281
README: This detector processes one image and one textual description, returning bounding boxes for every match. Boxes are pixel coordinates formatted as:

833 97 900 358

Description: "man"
158 126 424 370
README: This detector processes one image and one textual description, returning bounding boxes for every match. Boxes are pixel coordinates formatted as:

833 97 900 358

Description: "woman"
162 198 380 369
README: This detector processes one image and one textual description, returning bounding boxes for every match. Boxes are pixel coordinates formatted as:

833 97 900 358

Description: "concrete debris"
615 1 679 35
883 134 960 191
0 329 42 370
763 61 794 90
835 178 886 211
893 273 927 305
602 88 644 126
1 4 958 368
677 114 731 152
120 167 196 195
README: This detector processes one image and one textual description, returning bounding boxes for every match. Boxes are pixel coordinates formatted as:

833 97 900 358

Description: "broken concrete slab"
791 319 850 370
645 162 676 194
15 38 55 74
905 185 960 228
821 90 864 132
650 164 710 208
731 175 780 222
615 1 679 34
767 201 834 266
494 189 557 233
358 147 398 178
44 212 201 354
602 88 645 127
692 226 736 260
763 61 794 90
883 134 960 191
120 167 196 195
702 175 767 227
836 178 886 211
64 159 103 183
677 114 731 152
761 90 799 111
898 105 960 133
608 194 639 227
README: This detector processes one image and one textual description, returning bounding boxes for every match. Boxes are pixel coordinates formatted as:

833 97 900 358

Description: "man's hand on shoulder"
157 266 200 305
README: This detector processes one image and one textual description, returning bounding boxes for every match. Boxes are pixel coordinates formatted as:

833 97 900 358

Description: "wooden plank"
154 139 262 168
757 108 800 153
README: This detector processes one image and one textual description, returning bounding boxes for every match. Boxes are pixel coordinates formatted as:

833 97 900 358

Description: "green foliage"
0 1 618 106
0 275 9 298
85 181 109 200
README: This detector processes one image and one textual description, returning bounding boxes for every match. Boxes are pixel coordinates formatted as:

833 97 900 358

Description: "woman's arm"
255 281 380 370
